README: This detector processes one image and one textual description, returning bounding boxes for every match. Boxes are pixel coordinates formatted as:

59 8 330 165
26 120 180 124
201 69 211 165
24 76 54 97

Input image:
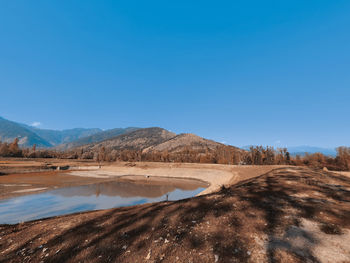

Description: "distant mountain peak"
0 116 130 148
76 127 176 152
0 117 245 156
0 117 52 147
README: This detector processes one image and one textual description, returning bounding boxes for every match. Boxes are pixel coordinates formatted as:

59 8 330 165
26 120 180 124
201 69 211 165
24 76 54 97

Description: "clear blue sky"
0 1 349 148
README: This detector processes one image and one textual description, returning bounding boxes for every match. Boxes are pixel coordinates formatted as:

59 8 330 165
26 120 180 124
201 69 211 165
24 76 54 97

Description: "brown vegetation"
1 138 349 171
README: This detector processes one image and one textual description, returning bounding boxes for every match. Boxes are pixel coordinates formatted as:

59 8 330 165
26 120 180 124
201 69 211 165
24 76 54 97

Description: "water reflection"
53 180 203 198
0 179 207 224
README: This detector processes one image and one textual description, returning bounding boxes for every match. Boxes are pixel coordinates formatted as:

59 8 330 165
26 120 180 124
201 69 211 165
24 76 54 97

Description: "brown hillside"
143 133 223 153
70 128 246 164
81 127 176 151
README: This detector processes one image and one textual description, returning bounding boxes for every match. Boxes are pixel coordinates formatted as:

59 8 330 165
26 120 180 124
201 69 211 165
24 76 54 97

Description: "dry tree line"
1 138 350 171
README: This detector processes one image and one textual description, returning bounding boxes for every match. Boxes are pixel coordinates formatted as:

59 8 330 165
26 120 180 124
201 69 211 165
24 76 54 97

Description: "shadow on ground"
1 167 350 263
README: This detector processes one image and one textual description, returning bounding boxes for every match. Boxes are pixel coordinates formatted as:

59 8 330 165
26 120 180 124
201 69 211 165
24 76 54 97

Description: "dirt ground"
333 171 350 178
0 159 285 199
0 158 98 174
70 162 285 195
1 166 350 263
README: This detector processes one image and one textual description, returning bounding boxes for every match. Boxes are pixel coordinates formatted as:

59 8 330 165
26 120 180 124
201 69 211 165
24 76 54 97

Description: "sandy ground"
0 158 98 168
333 171 350 178
1 166 349 263
69 162 287 195
0 159 286 199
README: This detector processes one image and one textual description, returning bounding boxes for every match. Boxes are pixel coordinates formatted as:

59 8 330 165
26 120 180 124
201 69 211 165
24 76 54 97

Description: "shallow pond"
0 179 207 224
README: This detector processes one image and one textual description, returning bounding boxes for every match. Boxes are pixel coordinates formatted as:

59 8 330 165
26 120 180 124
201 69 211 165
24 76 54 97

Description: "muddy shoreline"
0 171 209 201
0 158 280 200
0 159 284 200
1 166 350 263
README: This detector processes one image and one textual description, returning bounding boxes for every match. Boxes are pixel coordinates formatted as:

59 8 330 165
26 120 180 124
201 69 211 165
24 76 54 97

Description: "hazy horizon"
1 1 349 148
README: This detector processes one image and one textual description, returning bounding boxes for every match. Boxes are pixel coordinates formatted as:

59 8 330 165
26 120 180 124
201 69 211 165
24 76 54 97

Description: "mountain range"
0 116 339 156
0 117 243 156
74 127 245 160
0 117 53 147
54 127 140 150
0 117 125 148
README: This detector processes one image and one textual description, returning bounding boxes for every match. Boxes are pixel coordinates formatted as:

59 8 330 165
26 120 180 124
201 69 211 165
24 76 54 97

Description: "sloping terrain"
25 126 102 146
1 167 349 263
0 117 52 147
56 127 139 150
143 133 226 153
0 117 102 147
80 127 176 151
76 129 245 159
1 116 243 156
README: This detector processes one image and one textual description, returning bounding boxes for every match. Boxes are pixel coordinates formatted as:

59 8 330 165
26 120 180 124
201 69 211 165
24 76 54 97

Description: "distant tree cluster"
0 138 22 157
77 145 243 165
1 138 349 171
242 146 350 171
0 139 73 159
242 146 290 165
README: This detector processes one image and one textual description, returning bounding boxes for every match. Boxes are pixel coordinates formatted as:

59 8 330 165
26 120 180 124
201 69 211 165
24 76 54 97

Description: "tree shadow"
1 167 350 263
233 167 350 263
